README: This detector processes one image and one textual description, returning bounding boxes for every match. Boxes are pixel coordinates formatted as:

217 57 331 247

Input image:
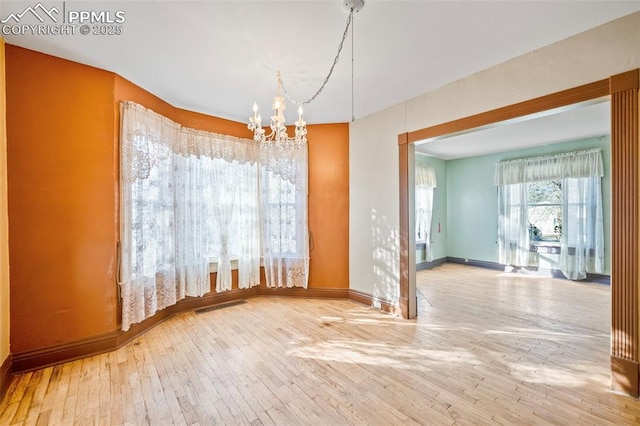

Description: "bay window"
119 101 308 331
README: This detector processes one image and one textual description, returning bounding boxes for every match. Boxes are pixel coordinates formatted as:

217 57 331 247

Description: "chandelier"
248 0 365 145
248 71 307 144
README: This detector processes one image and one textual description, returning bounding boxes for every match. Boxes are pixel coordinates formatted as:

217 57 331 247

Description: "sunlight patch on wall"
371 208 400 306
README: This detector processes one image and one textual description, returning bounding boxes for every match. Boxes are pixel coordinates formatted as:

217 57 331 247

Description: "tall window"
263 170 300 255
415 163 437 261
495 148 604 280
527 180 562 243
260 144 309 289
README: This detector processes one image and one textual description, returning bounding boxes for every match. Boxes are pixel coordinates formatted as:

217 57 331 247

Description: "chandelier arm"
280 8 354 107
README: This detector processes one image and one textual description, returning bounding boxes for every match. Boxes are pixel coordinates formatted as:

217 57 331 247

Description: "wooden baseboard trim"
0 354 12 402
611 355 640 397
256 287 349 299
584 273 611 285
13 332 119 373
12 286 354 373
547 270 611 285
445 257 610 284
348 289 399 315
416 257 447 271
446 257 504 271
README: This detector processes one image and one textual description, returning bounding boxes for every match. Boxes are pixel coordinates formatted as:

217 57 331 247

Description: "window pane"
528 205 562 242
527 180 562 242
528 180 562 204
264 170 299 256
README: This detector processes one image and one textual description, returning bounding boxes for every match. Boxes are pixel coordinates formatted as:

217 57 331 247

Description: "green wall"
445 136 611 274
415 154 447 262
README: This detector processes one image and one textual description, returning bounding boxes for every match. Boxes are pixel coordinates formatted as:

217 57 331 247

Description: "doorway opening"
398 70 639 395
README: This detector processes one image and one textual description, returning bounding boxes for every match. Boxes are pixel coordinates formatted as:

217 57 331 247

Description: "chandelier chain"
351 7 354 122
280 8 354 107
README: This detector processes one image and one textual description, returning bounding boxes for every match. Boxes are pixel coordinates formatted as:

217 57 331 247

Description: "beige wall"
0 38 10 363
349 12 640 298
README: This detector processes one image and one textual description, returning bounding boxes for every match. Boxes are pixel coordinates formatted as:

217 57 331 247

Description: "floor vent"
195 300 247 314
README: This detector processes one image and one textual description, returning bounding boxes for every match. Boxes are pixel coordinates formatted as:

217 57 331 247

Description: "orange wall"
0 39 11 364
6 46 118 353
6 46 349 354
307 124 349 288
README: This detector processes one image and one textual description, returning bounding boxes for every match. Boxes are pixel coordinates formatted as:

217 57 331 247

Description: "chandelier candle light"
249 71 307 145
248 0 365 145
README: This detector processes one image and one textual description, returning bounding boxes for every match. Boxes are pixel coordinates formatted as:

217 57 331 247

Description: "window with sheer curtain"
415 164 437 261
260 140 309 288
494 148 604 280
119 101 308 331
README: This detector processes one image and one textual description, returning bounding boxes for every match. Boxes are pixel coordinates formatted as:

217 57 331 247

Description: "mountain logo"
1 2 59 24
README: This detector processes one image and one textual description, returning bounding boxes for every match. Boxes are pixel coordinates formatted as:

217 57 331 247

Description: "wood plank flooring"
2 263 640 425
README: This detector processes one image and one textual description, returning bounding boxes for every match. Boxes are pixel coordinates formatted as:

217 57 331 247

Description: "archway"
398 69 639 396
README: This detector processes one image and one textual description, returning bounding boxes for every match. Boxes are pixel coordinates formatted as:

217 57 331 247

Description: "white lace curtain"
260 141 310 288
120 102 262 331
494 148 604 280
416 165 437 261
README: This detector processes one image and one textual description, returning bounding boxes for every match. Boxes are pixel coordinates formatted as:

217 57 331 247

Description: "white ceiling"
1 1 639 124
415 100 611 160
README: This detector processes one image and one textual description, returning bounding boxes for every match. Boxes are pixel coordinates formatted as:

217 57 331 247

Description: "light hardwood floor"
1 263 639 425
